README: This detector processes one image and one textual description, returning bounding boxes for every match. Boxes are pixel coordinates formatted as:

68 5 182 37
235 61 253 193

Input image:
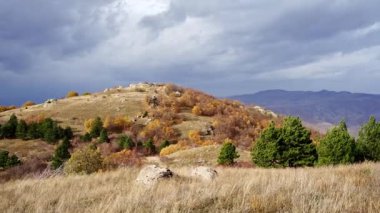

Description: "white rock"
136 165 173 186
191 166 218 181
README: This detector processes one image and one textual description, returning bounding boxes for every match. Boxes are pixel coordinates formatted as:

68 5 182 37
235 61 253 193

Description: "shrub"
118 135 134 150
99 129 109 143
218 139 240 165
64 146 103 174
51 138 71 169
84 118 95 133
16 120 28 140
80 133 92 142
251 117 317 168
160 144 186 156
66 91 79 98
82 92 91 96
159 140 171 151
22 101 36 107
0 105 16 113
89 117 104 138
103 116 131 132
143 139 156 155
0 150 21 169
356 116 380 162
1 114 18 139
104 150 142 168
317 121 356 165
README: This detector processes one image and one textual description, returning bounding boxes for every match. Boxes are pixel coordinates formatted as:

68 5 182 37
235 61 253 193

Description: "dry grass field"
0 163 379 213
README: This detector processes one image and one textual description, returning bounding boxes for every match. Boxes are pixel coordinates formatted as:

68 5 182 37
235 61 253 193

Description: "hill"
230 90 380 133
0 83 278 181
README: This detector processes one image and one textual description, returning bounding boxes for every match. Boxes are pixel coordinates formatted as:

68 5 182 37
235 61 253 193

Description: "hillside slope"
231 90 380 133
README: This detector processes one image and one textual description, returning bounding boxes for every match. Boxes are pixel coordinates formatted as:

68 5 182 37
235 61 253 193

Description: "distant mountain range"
230 90 380 134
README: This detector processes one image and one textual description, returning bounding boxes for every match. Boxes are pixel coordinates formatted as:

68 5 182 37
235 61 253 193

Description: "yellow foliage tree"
66 91 79 98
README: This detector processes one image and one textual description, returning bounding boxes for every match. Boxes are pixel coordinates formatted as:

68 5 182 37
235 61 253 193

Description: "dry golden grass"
1 163 378 213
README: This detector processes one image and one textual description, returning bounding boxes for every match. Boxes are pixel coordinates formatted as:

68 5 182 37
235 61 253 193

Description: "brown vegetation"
0 105 16 113
0 163 378 212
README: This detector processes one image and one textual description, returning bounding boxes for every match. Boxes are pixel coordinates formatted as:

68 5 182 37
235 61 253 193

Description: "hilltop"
231 89 380 134
0 83 279 181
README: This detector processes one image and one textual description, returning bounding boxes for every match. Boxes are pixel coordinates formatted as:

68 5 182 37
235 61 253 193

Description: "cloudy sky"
1 0 380 105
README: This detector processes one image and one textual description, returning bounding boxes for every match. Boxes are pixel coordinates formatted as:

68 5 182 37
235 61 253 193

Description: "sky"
1 0 380 105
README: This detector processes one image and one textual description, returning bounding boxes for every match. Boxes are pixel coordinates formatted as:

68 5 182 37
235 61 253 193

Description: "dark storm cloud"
1 0 380 105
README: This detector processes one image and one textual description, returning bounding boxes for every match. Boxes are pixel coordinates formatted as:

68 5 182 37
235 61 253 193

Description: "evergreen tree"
218 139 240 165
99 129 109 143
27 123 41 139
251 122 280 167
317 121 356 165
357 116 380 161
278 117 317 167
251 117 317 168
159 140 171 151
0 124 3 139
2 114 18 138
63 127 74 139
80 133 92 142
90 117 103 138
51 138 71 169
0 150 21 169
118 135 134 150
16 120 28 140
143 138 156 155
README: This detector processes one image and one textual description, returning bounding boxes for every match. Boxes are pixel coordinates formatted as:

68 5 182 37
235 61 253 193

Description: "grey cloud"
2 0 380 105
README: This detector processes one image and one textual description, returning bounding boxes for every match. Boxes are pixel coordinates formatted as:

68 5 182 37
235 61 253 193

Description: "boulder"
136 165 173 186
191 166 218 181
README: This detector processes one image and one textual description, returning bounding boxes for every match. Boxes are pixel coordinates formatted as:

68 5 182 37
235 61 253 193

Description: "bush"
0 150 21 169
159 143 187 156
118 135 134 150
51 138 71 169
159 140 171 151
218 139 240 165
80 133 92 142
317 121 356 165
143 139 156 155
22 101 36 107
1 114 18 139
64 146 103 174
99 129 109 143
104 150 142 168
16 120 28 140
82 92 91 96
0 105 16 113
89 117 104 138
357 116 380 162
251 117 317 168
66 91 79 98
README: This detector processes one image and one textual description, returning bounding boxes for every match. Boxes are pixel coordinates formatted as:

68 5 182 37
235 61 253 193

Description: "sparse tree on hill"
90 117 103 138
317 121 356 165
66 91 79 98
357 116 380 161
218 139 239 165
16 119 28 140
64 145 103 174
99 129 109 143
51 138 71 169
143 138 156 155
2 114 18 139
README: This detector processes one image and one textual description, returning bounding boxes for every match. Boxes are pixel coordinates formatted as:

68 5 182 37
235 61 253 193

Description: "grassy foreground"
0 163 379 213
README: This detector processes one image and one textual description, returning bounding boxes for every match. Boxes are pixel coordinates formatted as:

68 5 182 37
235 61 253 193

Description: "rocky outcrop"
136 165 173 186
190 166 218 181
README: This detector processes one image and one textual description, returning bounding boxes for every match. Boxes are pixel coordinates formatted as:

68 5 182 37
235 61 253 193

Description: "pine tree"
99 129 109 143
357 116 380 161
218 139 240 165
118 135 134 150
251 122 280 167
143 138 156 155
317 121 356 165
90 117 103 138
2 114 18 138
251 117 317 168
16 120 28 140
51 138 71 169
159 140 171 151
278 117 317 167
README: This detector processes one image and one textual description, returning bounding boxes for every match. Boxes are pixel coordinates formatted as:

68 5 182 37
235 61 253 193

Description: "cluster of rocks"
253 106 278 118
136 165 218 187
